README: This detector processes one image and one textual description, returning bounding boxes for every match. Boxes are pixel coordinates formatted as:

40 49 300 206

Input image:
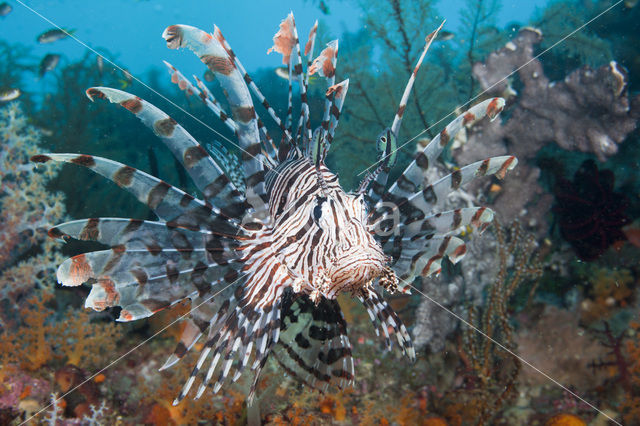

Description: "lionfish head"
319 190 391 298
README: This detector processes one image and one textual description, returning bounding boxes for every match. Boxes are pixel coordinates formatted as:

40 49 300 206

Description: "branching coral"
140 358 247 425
0 292 57 373
620 320 640 423
455 219 541 423
0 291 123 422
405 219 539 424
0 103 67 315
0 292 123 380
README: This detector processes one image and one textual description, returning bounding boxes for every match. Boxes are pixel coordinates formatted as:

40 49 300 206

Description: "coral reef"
0 291 123 422
620 320 640 423
0 103 67 315
1 1 638 424
472 27 639 160
454 27 640 233
454 219 541 424
413 219 541 354
579 266 635 324
412 226 499 352
515 306 610 390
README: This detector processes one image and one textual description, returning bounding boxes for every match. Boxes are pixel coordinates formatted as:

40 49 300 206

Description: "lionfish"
32 13 515 403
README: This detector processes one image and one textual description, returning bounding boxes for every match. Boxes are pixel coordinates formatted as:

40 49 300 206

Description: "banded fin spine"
366 21 445 203
359 288 415 360
162 24 268 210
388 97 506 199
32 153 238 234
321 79 349 161
303 21 319 89
85 87 246 217
163 61 239 136
212 27 284 159
309 40 339 164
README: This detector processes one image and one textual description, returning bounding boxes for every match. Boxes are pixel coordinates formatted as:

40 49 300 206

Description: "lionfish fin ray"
86 86 247 215
359 288 415 360
388 97 506 199
162 24 269 214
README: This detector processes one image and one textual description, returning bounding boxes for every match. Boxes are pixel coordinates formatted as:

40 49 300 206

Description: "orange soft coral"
620 321 640 422
0 293 124 373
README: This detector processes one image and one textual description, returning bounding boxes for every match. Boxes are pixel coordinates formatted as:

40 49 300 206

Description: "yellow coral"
55 309 123 369
621 321 640 423
0 294 125 373
545 413 586 426
580 267 635 323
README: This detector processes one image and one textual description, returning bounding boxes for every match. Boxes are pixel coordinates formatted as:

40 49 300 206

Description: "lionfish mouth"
326 253 392 296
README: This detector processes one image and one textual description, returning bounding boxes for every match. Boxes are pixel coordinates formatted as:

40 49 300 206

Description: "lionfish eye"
380 136 387 143
313 197 327 222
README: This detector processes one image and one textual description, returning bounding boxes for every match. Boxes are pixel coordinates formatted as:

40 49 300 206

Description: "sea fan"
32 13 515 403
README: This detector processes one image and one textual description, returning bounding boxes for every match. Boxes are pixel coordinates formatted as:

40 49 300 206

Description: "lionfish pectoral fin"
359 288 415 361
391 235 467 292
172 279 285 404
386 97 506 199
86 86 246 215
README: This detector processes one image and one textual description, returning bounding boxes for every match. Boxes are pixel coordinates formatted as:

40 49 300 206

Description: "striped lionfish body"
32 13 516 403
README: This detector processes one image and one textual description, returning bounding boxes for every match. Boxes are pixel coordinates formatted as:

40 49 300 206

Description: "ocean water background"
5 0 546 82
0 0 639 425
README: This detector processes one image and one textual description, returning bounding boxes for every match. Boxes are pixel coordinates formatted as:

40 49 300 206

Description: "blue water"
6 0 546 88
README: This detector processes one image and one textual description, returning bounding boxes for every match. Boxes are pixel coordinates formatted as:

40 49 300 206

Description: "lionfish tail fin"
272 292 355 392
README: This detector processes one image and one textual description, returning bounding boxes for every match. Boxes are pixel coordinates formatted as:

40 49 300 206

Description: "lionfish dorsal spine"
303 20 319 87
162 24 269 211
363 21 446 205
212 26 290 160
163 60 241 139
